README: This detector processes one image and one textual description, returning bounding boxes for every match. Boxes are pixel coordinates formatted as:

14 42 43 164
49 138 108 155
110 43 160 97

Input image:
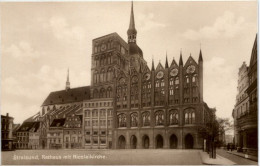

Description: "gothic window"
155 110 164 126
94 47 97 53
118 114 126 127
170 78 174 86
93 70 98 83
93 89 99 98
161 80 165 87
170 87 174 96
156 81 159 87
107 68 113 81
130 113 138 127
100 88 106 98
175 77 179 84
185 109 195 124
169 110 178 125
192 75 197 83
142 112 150 126
107 87 112 98
186 75 189 83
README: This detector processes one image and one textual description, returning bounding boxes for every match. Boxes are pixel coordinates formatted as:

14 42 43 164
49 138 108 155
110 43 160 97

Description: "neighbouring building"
47 118 65 149
1 113 14 151
233 62 249 148
83 99 114 149
17 122 39 149
63 113 83 149
22 2 216 150
28 122 40 149
233 35 258 157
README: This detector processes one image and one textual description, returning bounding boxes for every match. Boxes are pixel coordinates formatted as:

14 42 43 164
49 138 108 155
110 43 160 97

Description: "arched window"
185 109 195 124
186 75 189 83
175 77 179 84
118 114 126 127
100 88 106 98
155 111 164 126
107 68 113 81
161 80 165 87
170 78 174 86
130 113 138 127
107 87 112 98
93 89 99 98
94 70 98 83
142 112 150 126
100 69 105 82
192 75 196 82
170 87 174 96
169 110 178 125
156 81 159 87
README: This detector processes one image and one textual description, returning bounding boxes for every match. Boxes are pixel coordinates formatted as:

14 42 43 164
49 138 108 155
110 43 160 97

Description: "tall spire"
165 52 169 68
66 68 70 90
179 50 183 66
199 49 203 61
152 58 155 71
127 1 137 43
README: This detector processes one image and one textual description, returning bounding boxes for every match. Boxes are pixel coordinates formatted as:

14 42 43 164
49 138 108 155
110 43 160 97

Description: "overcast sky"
1 1 257 124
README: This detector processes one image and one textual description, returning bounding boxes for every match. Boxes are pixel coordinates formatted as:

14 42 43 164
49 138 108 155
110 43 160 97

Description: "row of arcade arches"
118 134 194 149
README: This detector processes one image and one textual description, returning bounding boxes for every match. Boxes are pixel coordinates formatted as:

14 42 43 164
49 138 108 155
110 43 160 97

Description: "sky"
0 1 257 124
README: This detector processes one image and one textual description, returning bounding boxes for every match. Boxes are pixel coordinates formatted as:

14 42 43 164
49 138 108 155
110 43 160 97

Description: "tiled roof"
17 122 40 132
50 118 66 127
42 86 91 106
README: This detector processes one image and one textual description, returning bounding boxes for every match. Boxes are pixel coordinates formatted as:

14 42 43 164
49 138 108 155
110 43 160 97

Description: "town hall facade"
21 2 215 150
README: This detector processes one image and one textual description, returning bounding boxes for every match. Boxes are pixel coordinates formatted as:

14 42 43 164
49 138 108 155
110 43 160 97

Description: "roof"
42 86 91 106
129 43 143 56
17 122 40 132
13 124 21 132
50 118 66 127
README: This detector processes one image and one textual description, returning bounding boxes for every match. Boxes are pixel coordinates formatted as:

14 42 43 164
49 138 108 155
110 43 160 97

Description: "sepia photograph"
0 0 258 165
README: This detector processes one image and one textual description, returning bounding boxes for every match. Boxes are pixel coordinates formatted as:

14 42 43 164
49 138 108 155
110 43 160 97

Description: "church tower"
127 1 137 43
66 68 70 90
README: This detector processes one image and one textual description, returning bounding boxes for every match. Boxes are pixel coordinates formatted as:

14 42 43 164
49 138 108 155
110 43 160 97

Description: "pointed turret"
179 51 183 66
165 52 169 68
151 59 155 71
139 63 142 73
66 68 70 90
199 49 203 61
127 1 137 43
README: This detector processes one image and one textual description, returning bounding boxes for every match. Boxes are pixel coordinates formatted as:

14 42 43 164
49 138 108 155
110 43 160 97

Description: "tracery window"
184 109 195 124
169 110 178 125
142 112 150 126
170 78 174 86
118 114 126 127
130 113 138 127
155 110 164 126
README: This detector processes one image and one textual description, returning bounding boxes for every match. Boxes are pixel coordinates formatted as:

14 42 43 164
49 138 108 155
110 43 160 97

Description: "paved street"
2 149 203 165
217 148 258 165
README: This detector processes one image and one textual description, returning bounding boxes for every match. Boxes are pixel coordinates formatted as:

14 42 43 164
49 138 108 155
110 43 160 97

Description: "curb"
226 151 258 162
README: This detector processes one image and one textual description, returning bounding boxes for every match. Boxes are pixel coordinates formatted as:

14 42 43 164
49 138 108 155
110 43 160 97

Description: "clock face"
156 71 164 79
101 44 106 51
144 73 150 80
186 65 196 74
170 69 178 76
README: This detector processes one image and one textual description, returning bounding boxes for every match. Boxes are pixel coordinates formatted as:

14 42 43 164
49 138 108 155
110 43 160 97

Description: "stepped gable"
50 118 66 127
42 86 91 106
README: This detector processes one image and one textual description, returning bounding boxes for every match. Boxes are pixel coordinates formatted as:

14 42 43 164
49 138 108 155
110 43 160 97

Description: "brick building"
23 2 215 150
